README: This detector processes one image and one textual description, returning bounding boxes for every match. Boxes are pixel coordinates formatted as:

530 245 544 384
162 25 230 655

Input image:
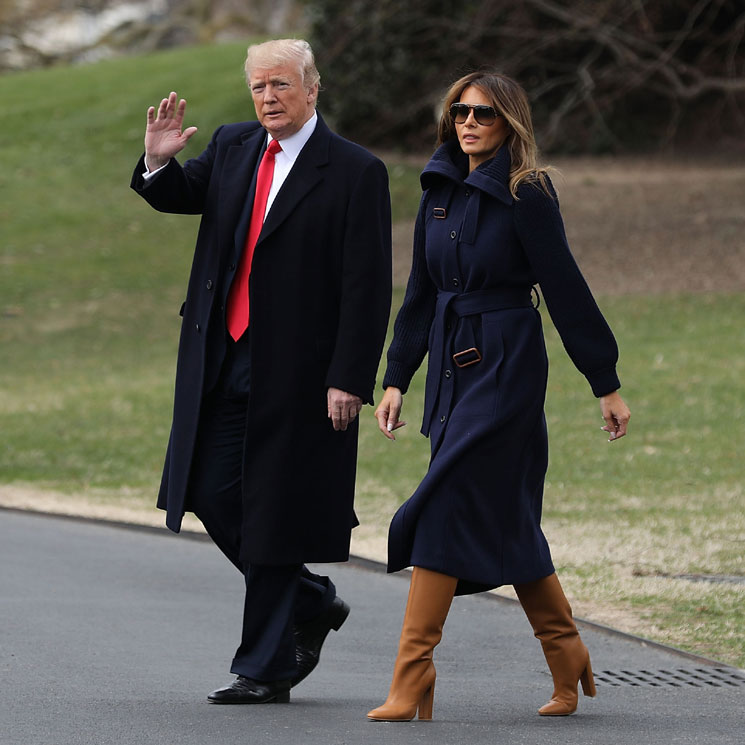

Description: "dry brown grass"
392 155 745 295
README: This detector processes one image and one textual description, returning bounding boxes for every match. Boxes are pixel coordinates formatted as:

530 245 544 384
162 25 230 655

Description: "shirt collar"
267 110 318 162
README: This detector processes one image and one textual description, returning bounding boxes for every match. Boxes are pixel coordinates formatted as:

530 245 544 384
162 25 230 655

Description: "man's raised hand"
144 91 198 171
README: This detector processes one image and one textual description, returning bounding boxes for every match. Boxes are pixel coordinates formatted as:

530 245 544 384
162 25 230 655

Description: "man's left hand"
327 388 363 431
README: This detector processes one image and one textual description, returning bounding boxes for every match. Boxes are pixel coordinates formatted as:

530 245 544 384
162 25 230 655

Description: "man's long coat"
131 113 392 565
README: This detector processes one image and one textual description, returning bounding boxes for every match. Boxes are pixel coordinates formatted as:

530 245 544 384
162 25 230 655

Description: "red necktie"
226 139 282 341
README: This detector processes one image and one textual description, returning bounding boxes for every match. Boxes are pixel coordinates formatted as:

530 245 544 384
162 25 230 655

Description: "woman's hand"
374 387 407 440
599 391 630 442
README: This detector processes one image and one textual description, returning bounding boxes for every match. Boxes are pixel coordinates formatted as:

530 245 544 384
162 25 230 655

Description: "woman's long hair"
437 71 552 198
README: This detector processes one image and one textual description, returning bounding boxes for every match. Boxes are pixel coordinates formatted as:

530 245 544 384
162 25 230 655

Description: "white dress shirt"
263 111 317 217
143 111 318 223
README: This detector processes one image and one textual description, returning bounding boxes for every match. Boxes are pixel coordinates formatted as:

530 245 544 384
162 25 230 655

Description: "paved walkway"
2 509 743 744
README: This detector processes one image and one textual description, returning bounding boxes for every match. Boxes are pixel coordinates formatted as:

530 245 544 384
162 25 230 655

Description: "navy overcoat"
383 142 619 595
131 113 392 565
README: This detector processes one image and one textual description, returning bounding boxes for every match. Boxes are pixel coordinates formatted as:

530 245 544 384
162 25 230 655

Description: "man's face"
248 63 317 140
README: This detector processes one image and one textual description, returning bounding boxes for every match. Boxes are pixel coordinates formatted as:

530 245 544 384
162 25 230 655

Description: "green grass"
387 161 426 222
1 45 743 667
355 291 744 665
2 41 256 309
358 292 744 517
0 40 422 490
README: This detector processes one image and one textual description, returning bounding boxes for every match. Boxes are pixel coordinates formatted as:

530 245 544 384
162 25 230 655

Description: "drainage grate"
594 667 745 688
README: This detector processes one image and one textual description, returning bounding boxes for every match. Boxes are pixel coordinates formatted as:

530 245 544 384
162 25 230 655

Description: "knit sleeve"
514 178 620 397
382 196 437 393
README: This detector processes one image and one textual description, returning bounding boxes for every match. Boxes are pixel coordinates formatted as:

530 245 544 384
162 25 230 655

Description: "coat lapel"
257 114 331 245
222 126 265 256
220 114 331 257
466 146 513 206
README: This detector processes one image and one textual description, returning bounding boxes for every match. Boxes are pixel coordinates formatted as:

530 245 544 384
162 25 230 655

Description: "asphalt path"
2 509 743 745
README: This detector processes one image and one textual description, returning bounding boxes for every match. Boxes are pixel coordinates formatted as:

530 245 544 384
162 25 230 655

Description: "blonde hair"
437 71 552 198
245 39 321 93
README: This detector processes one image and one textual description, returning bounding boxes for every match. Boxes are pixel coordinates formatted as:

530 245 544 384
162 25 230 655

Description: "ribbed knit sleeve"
382 198 437 393
514 179 620 397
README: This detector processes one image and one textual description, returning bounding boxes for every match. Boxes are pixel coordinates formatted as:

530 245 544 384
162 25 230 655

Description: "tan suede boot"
367 567 458 721
514 572 597 716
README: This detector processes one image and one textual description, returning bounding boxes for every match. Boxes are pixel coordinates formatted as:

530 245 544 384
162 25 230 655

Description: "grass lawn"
356 291 745 667
1 44 743 667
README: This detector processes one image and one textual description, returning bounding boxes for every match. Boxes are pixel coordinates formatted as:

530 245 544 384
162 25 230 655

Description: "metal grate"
594 667 745 688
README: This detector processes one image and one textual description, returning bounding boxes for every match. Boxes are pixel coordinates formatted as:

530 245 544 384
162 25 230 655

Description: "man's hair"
244 39 321 91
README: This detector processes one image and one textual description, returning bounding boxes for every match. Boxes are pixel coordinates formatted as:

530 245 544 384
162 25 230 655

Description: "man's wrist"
145 155 169 172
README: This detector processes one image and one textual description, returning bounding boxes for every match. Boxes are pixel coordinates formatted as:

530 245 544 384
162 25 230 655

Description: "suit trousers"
186 332 336 680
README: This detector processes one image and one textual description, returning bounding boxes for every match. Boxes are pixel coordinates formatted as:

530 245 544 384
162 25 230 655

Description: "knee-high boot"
514 572 597 716
367 567 458 722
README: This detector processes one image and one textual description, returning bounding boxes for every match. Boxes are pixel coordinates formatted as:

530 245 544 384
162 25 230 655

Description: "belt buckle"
452 347 482 368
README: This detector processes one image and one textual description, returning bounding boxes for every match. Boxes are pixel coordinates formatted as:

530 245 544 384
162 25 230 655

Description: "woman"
367 71 630 722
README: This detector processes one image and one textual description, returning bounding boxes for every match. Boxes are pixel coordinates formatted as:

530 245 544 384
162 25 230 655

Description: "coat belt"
448 286 533 318
422 286 534 438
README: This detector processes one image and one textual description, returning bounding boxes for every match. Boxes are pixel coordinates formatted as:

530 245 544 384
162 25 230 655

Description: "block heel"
417 682 434 720
580 660 596 698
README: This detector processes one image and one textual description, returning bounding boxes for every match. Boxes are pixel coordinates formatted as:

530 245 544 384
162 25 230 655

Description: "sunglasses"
449 103 500 126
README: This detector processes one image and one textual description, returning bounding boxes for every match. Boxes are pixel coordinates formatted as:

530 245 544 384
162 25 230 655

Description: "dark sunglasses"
449 103 500 126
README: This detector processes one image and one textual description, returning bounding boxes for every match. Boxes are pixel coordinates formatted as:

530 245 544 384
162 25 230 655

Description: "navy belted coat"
131 114 391 566
383 142 620 595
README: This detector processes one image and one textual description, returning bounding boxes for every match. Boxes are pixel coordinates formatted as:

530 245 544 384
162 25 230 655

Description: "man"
130 39 391 704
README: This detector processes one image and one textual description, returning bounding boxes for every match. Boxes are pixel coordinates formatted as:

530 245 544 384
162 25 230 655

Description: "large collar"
421 139 513 206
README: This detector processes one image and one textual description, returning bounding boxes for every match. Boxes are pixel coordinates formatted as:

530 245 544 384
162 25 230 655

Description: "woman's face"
455 85 509 170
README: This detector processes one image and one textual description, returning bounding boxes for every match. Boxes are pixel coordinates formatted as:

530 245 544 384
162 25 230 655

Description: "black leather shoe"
207 676 291 704
292 596 350 687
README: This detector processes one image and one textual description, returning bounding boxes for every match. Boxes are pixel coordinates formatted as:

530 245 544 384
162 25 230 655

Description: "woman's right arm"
381 196 437 393
374 196 437 440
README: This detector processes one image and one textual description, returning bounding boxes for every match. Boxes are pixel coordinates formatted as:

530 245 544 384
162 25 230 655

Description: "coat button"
195 323 201 333
450 230 456 239
452 277 459 287
445 369 452 379
465 189 471 197
229 263 236 271
440 415 446 423
206 279 213 290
